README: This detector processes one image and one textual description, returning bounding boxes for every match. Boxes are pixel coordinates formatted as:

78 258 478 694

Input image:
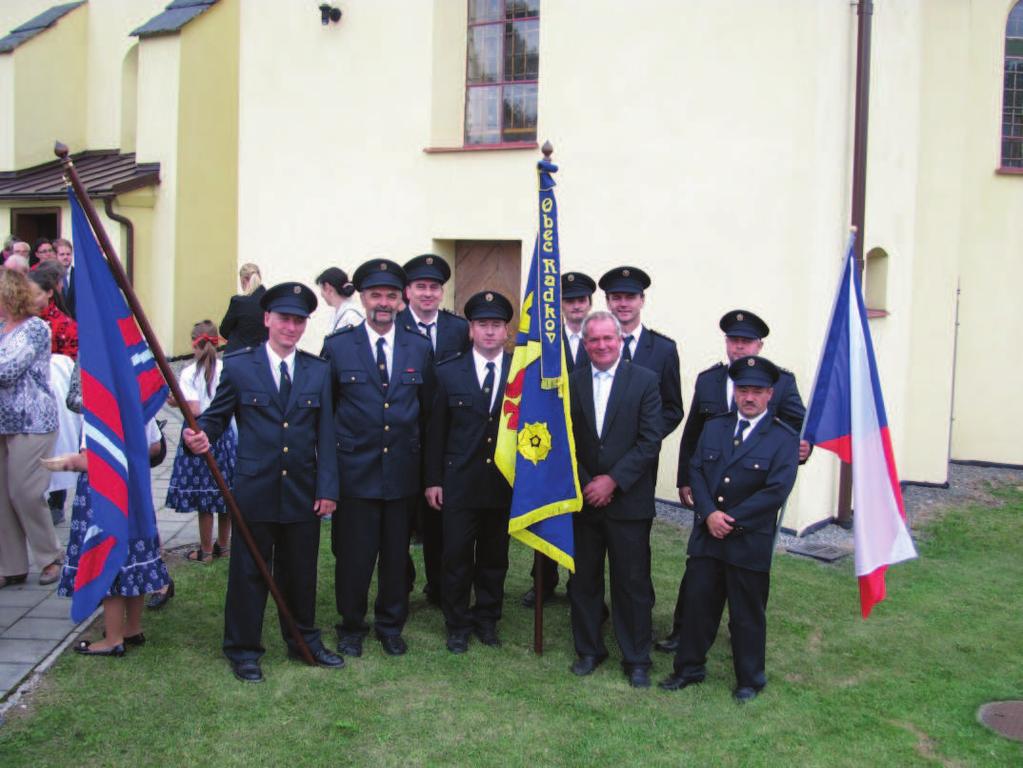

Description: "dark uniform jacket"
220 286 269 353
569 362 663 521
424 351 511 510
630 327 684 438
563 328 589 374
677 363 806 487
687 412 798 572
197 345 338 523
398 307 470 364
321 321 434 500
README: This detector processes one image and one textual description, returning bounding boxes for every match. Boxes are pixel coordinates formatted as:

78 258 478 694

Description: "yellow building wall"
948 0 1023 467
172 0 239 355
10 3 86 169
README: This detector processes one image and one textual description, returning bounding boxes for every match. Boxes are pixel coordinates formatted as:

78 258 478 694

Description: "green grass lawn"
2 489 1022 767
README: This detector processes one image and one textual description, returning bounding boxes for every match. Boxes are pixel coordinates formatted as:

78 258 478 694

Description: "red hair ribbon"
191 333 220 348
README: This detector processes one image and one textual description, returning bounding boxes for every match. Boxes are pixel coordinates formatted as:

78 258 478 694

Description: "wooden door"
454 240 522 349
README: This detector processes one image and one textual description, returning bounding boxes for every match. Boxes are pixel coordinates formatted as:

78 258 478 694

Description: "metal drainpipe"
836 0 874 526
103 196 135 285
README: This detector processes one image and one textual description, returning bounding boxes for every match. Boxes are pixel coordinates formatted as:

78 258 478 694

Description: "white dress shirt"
592 358 621 436
565 327 582 363
265 343 296 391
623 323 646 360
735 408 768 440
473 349 504 411
409 308 438 350
726 375 735 411
364 323 396 378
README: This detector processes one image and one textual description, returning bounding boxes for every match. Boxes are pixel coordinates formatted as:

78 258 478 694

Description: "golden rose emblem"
517 421 553 465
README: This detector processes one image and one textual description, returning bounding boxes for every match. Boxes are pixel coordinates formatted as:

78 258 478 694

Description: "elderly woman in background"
316 266 364 335
28 261 78 360
0 269 62 587
219 263 268 353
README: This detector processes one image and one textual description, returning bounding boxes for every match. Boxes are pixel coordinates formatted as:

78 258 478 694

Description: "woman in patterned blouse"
0 268 63 588
28 261 78 360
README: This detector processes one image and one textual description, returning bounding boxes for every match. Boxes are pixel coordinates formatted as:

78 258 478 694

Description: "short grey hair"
581 310 622 340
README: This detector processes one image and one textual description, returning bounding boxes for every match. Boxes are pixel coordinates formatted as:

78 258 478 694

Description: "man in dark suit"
398 253 470 604
599 266 683 439
657 309 810 653
183 282 341 683
568 311 663 688
425 290 514 653
322 259 434 658
659 356 799 702
522 270 596 609
54 238 75 318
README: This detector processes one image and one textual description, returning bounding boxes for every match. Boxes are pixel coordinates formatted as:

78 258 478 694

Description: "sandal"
0 573 28 589
73 640 125 657
39 562 62 585
212 542 230 558
186 548 213 563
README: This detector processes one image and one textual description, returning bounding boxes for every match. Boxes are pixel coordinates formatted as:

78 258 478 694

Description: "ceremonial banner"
803 233 917 617
68 189 168 622
495 157 581 570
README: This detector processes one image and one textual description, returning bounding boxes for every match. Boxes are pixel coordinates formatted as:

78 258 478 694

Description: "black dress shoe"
230 659 264 683
73 640 125 657
473 625 501 647
654 632 680 653
520 587 555 608
733 686 762 703
378 634 408 656
289 646 345 668
658 673 703 691
626 667 651 689
336 634 363 658
145 579 174 610
123 633 146 647
446 632 469 654
571 655 605 676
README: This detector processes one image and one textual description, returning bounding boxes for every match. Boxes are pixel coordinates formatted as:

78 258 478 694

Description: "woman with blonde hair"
219 263 268 352
0 269 63 587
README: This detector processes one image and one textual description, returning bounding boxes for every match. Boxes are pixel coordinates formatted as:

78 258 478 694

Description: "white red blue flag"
68 189 168 622
802 234 917 618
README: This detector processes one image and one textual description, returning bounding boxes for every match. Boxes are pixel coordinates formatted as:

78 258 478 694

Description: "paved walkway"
0 403 196 704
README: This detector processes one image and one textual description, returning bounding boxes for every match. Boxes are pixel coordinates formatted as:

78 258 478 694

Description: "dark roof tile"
0 151 160 201
130 0 217 38
0 2 84 55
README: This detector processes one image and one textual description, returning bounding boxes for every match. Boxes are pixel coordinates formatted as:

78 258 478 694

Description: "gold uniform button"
282 470 288 477
717 496 724 503
384 425 390 431
384 403 390 409
486 458 492 464
754 463 760 469
283 447 289 453
283 422 289 429
486 437 493 444
723 477 730 483
383 447 389 454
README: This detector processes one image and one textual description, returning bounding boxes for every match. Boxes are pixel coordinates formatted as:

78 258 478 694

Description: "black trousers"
223 520 323 662
569 512 653 669
441 505 510 634
672 556 771 689
528 553 560 594
416 495 444 595
666 573 688 636
333 497 411 637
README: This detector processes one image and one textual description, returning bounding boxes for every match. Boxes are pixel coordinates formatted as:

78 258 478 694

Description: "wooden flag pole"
533 551 544 655
55 141 316 666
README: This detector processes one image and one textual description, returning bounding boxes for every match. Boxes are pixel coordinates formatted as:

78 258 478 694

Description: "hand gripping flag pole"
55 142 316 665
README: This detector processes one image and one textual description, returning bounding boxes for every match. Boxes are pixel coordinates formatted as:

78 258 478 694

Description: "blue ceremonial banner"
495 157 582 571
68 189 168 622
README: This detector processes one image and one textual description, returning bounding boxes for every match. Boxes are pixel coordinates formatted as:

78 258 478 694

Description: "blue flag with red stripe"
68 189 168 622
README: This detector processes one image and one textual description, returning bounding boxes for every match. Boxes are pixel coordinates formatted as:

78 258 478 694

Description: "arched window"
1001 2 1023 168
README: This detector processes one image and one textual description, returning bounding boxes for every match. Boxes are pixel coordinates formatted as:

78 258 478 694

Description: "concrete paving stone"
0 662 35 695
25 597 72 619
2 617 77 641
0 590 46 608
0 638 58 664
2 579 55 594
0 606 28 629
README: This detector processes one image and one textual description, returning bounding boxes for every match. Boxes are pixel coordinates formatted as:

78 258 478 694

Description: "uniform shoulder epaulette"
648 328 676 344
706 411 732 422
436 351 465 367
297 348 327 362
777 366 794 376
440 308 465 320
699 361 726 375
772 417 798 435
223 347 252 359
324 324 357 340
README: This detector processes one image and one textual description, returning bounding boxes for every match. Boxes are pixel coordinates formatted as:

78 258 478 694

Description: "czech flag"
68 188 168 622
803 233 917 618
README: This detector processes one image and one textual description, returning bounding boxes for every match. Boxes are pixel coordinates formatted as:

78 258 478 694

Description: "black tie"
278 360 292 408
481 361 496 410
418 321 436 349
734 419 750 447
376 337 389 388
623 335 634 362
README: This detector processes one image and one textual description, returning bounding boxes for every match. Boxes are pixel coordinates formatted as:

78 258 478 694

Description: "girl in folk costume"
165 320 236 562
316 267 363 335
